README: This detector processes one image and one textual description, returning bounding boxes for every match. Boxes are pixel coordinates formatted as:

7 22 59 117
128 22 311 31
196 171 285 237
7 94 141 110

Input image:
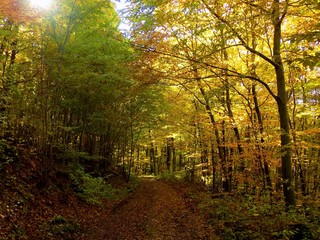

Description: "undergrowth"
40 215 80 240
159 170 187 181
128 173 140 190
194 193 320 240
68 162 118 205
0 138 19 170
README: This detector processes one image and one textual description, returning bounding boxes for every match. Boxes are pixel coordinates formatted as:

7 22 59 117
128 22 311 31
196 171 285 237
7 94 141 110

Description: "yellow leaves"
297 128 320 136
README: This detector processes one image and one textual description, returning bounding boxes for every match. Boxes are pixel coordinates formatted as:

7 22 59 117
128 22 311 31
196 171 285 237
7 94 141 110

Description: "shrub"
197 193 320 239
0 139 18 170
127 173 140 191
159 170 186 181
42 215 80 239
68 163 117 205
79 174 117 205
159 170 177 181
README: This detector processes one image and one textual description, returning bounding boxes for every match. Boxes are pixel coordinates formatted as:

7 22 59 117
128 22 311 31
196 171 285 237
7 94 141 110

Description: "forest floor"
83 177 218 240
1 154 319 240
1 157 219 240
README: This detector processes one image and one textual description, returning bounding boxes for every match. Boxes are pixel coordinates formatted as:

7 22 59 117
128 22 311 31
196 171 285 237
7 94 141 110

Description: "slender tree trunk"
221 120 231 192
127 123 135 182
155 147 159 175
291 79 308 195
211 140 217 191
313 152 319 197
149 130 155 174
136 146 141 174
193 68 228 191
166 138 172 171
223 50 244 173
179 152 183 171
172 138 176 172
273 0 295 206
252 84 273 192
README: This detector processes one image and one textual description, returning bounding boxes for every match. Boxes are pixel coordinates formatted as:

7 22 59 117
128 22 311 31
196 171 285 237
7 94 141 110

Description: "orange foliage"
0 0 39 22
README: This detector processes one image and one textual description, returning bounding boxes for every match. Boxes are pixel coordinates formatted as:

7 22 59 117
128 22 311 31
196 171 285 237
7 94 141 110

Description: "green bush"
61 149 90 161
79 174 117 205
127 173 140 191
159 170 186 181
159 170 177 181
0 139 18 169
42 215 80 239
197 193 320 240
68 163 117 205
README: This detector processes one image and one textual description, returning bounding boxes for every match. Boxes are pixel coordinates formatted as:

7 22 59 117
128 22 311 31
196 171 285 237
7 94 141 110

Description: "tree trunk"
172 138 176 172
273 1 295 206
211 141 217 191
166 138 173 171
252 84 273 192
193 68 228 191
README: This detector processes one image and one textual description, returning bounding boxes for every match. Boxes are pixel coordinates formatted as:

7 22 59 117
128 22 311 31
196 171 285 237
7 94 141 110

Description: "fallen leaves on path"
85 178 219 240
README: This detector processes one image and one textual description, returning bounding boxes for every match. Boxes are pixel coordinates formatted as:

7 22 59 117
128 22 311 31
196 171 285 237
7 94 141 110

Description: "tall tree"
128 0 319 205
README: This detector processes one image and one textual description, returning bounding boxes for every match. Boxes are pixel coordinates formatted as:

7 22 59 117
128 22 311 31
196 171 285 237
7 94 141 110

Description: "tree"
128 0 319 205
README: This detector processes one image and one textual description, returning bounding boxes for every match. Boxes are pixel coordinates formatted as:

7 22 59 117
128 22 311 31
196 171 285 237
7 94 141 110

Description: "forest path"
89 178 218 240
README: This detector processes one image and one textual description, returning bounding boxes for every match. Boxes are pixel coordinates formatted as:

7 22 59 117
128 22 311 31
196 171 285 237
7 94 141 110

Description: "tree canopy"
1 0 320 208
1 0 320 238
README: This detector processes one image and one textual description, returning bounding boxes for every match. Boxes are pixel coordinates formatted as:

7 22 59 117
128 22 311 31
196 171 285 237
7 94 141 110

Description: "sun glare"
30 0 53 9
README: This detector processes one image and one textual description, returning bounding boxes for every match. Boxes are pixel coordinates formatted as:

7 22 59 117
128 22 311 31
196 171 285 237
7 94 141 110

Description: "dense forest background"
0 0 320 239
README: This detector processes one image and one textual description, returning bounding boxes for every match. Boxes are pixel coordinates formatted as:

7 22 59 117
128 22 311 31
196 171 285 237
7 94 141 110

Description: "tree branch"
200 0 279 68
133 44 279 102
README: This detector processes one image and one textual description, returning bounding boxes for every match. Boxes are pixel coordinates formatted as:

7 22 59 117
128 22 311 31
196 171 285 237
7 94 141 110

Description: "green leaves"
0 139 19 170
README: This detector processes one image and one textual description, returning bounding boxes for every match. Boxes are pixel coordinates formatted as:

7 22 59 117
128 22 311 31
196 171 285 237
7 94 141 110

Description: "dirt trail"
93 178 218 240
